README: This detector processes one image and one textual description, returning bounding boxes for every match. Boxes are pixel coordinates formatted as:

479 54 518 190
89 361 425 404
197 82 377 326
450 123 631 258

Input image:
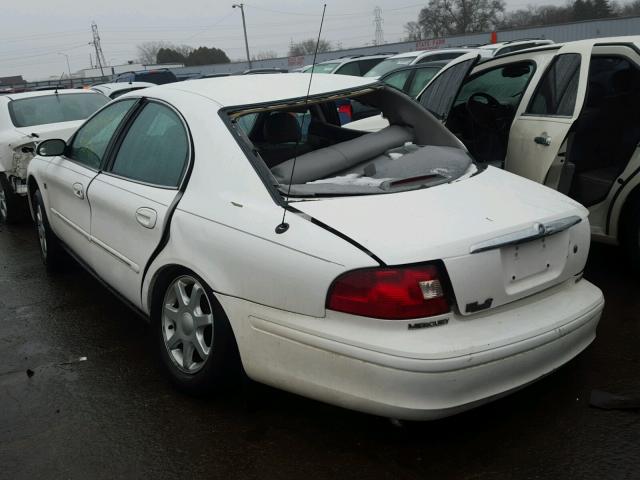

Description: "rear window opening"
226 86 474 197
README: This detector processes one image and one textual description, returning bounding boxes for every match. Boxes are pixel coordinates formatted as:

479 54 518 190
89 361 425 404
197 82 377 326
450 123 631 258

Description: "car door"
417 53 482 121
88 100 190 308
43 99 138 261
505 42 594 185
406 65 442 98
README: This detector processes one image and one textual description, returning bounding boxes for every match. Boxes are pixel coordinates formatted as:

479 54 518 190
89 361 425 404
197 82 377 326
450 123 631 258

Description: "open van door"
416 53 482 122
504 41 596 187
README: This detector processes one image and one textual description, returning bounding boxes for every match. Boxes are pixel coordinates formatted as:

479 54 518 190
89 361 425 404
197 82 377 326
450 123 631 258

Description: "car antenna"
276 3 326 235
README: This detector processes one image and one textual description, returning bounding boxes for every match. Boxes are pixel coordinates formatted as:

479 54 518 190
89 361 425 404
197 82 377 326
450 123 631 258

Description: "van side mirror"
36 139 66 157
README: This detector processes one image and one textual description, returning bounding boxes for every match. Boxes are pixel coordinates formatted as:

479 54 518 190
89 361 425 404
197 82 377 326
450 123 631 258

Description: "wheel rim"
0 184 7 221
36 204 47 258
162 275 214 374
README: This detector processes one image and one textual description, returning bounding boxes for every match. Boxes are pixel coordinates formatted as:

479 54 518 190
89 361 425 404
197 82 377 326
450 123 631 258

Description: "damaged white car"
27 75 603 420
0 89 108 222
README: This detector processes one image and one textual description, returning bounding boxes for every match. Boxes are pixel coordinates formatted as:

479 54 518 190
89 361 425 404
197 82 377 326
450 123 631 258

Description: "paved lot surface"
0 221 639 480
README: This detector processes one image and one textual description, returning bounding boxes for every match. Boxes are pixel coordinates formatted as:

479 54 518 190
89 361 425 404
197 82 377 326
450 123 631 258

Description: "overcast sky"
2 0 560 80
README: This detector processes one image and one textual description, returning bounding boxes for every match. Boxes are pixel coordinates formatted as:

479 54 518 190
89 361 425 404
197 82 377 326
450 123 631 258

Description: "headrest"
263 112 301 144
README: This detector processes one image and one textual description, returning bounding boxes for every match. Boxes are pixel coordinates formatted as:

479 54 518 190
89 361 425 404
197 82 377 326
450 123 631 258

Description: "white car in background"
305 54 392 76
363 48 492 79
0 89 108 223
91 82 154 100
28 75 603 420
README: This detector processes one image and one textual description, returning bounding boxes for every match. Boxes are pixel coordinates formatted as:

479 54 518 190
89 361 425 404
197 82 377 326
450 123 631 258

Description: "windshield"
364 57 417 77
227 88 472 197
9 93 109 128
308 63 340 74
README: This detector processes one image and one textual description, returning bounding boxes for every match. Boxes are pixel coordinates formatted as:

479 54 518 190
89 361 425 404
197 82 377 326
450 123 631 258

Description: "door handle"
72 183 84 199
135 207 157 229
534 135 552 146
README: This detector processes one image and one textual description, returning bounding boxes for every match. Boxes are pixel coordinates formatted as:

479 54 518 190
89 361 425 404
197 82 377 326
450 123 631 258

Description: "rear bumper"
219 279 604 420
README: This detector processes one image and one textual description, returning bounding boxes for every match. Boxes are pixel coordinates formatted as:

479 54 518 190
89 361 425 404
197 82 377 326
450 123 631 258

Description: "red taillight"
327 265 450 320
337 103 353 119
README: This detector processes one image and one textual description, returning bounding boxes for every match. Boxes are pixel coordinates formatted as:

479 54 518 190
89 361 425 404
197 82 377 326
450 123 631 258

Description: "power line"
243 3 424 17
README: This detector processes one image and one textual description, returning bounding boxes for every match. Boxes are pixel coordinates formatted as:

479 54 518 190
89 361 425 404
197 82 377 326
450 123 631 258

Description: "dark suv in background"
114 68 178 85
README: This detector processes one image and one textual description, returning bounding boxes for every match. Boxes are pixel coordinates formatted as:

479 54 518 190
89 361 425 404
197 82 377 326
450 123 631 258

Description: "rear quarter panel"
140 91 377 317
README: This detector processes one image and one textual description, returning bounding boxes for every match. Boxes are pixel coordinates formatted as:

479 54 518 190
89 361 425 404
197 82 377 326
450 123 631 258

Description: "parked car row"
3 35 626 423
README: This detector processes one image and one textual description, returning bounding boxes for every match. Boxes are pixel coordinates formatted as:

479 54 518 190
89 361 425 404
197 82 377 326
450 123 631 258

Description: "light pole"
58 53 72 85
232 3 252 69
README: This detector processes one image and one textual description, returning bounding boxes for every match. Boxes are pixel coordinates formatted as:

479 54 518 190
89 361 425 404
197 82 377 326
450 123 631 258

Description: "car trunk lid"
294 167 590 315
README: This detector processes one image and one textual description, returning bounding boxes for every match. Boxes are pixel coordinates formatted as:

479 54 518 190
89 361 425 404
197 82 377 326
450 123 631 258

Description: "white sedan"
27 74 604 420
0 89 108 222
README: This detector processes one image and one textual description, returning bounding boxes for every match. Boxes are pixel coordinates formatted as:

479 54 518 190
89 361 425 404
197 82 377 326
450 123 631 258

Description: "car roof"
379 61 447 79
92 82 155 93
0 89 96 102
385 48 479 60
136 73 378 108
479 39 554 49
317 54 391 65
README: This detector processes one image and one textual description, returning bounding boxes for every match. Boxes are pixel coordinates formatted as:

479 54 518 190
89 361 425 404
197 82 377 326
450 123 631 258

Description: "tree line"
405 0 640 39
136 39 334 67
136 42 230 66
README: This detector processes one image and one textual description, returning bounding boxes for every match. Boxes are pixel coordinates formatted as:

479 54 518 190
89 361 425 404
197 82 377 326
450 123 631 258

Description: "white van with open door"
349 37 640 269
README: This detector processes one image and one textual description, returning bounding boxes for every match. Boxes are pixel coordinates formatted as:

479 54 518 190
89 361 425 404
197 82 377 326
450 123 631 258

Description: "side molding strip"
51 207 140 273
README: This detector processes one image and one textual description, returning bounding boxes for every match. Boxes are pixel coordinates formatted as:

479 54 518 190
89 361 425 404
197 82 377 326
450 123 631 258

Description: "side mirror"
36 138 66 157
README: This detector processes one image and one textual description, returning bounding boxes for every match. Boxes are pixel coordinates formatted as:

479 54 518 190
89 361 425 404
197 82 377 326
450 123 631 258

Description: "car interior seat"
569 69 640 206
256 112 312 168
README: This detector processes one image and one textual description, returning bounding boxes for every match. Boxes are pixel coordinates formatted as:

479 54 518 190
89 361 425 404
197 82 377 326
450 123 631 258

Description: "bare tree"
252 50 279 60
288 39 332 56
136 41 172 64
406 0 505 38
404 21 424 41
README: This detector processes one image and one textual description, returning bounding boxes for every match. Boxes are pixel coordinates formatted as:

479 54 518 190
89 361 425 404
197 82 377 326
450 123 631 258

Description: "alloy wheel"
162 275 214 374
36 204 47 258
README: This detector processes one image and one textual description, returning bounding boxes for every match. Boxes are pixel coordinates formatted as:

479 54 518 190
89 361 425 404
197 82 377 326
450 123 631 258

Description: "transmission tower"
373 6 384 46
89 21 107 76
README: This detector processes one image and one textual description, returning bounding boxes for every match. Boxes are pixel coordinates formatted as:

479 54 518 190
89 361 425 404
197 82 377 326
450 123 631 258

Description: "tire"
33 189 65 272
0 173 28 224
153 269 240 394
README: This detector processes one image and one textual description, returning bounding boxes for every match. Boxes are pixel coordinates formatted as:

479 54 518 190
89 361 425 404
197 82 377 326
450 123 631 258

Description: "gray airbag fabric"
271 125 413 184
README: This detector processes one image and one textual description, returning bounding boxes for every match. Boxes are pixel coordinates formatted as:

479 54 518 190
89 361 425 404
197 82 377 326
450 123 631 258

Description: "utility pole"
233 4 252 69
89 21 107 77
59 53 72 86
58 53 72 79
374 6 384 46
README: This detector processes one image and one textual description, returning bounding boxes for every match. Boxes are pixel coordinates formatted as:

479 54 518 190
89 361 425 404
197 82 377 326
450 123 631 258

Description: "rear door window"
335 61 361 76
109 102 189 187
526 53 581 116
357 59 384 75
